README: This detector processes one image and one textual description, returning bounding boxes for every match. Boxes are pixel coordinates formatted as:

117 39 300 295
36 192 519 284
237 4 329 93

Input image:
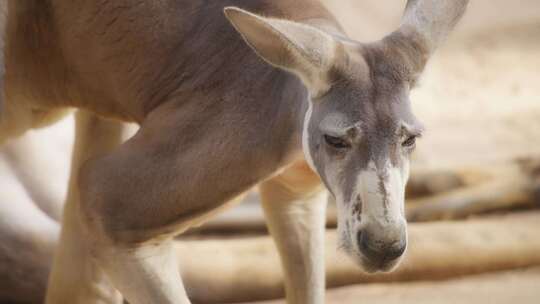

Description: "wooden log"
253 266 540 304
405 168 469 198
178 212 540 303
406 159 540 221
406 178 539 221
1 208 540 303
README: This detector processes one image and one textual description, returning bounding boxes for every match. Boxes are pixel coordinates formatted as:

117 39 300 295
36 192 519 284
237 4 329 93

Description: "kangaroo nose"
357 231 406 262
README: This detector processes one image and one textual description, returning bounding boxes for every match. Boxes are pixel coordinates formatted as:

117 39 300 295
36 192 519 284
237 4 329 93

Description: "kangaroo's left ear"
381 0 469 84
224 7 340 96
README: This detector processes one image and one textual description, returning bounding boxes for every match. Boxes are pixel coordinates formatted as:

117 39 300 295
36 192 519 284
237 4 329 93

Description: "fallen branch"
1 210 539 303
254 266 540 304
179 212 540 303
406 159 540 221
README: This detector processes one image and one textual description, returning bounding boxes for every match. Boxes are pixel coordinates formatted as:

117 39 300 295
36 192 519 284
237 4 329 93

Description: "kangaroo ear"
224 7 339 96
382 0 469 84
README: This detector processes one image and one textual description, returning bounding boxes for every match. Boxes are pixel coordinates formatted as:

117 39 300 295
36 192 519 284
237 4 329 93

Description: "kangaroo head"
225 0 468 272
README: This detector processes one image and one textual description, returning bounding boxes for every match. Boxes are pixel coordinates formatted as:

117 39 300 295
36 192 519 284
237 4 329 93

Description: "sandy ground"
253 266 540 304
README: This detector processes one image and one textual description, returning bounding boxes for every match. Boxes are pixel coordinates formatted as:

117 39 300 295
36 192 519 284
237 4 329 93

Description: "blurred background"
1 0 540 303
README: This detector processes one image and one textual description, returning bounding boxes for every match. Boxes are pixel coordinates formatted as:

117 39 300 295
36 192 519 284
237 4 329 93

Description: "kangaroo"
0 0 468 303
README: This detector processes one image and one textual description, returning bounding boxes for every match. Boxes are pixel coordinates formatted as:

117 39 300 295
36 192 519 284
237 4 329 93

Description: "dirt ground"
254 267 540 304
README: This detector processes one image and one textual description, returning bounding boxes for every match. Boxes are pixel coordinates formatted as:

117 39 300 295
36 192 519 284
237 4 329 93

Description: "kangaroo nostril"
357 231 378 260
357 231 406 261
385 241 407 260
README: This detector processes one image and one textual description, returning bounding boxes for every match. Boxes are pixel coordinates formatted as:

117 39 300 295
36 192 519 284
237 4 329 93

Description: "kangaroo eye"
402 136 416 147
324 135 350 149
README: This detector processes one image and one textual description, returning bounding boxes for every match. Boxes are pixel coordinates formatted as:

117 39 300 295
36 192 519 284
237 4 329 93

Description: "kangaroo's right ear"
224 7 340 96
